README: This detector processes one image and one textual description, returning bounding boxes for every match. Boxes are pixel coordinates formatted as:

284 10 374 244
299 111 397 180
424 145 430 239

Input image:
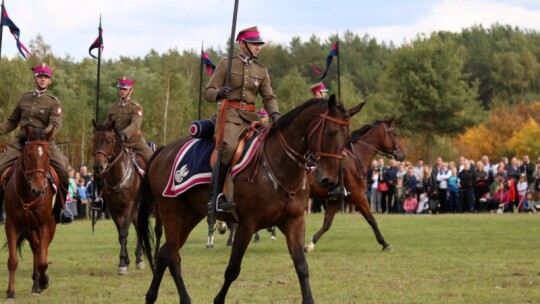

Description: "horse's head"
351 117 407 161
92 119 122 175
286 95 364 188
21 126 53 197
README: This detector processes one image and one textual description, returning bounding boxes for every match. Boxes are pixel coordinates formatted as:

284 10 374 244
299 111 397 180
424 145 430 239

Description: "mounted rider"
0 63 73 224
310 82 328 98
204 26 280 215
92 77 153 209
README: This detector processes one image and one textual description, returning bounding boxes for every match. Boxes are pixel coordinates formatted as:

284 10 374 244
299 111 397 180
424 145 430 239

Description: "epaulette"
253 60 266 68
130 100 141 106
46 93 59 100
22 91 33 96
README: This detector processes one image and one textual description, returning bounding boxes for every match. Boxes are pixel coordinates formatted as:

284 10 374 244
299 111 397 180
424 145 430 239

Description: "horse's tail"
16 234 25 256
137 146 164 273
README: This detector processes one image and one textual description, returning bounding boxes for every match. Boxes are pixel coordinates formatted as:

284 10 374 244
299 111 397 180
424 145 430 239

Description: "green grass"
1 213 540 303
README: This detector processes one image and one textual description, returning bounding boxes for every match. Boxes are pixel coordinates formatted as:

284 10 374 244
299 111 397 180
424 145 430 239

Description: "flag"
202 51 216 76
317 42 339 80
89 24 103 59
1 6 32 59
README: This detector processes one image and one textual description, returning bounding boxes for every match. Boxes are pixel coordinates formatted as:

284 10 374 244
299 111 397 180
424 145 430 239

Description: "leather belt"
226 100 256 112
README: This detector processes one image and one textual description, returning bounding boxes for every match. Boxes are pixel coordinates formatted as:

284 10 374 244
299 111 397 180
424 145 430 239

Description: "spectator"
474 161 489 212
436 162 451 213
395 175 405 214
403 192 418 214
516 174 528 212
79 164 91 185
383 159 399 213
369 160 382 213
458 160 475 213
520 155 535 191
76 177 88 219
493 182 511 213
413 159 425 200
447 167 460 213
507 178 516 213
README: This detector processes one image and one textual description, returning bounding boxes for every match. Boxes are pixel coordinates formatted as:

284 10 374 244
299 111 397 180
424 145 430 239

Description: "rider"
93 77 153 209
310 82 328 98
0 63 73 224
204 26 279 214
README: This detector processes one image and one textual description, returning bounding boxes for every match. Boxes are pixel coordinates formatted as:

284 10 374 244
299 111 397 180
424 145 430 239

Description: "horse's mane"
94 121 123 139
350 117 392 143
18 127 47 146
268 98 347 136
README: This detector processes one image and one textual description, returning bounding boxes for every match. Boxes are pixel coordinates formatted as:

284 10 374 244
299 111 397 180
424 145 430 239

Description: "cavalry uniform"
205 54 278 164
104 78 153 164
0 64 72 223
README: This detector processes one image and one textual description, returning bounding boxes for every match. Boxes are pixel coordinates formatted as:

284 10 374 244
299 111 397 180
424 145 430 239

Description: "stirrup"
92 197 104 210
216 193 236 212
60 209 74 225
329 187 350 199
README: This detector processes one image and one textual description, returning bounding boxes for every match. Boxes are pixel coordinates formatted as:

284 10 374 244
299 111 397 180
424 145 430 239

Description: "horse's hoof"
206 244 214 249
382 245 394 252
39 281 49 290
217 222 227 234
271 236 277 241
4 296 15 302
117 266 128 275
304 244 314 253
136 261 145 270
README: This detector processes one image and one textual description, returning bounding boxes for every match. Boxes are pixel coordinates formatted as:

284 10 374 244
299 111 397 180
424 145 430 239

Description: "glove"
216 86 232 101
120 131 128 142
270 112 280 124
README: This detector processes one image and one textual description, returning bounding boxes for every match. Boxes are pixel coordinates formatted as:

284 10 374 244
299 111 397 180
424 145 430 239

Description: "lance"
207 0 240 241
198 42 203 120
0 0 5 59
95 15 102 123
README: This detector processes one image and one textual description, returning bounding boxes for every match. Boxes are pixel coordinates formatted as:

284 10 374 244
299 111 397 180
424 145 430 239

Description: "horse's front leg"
305 201 339 253
5 221 19 299
214 224 254 304
284 215 314 304
34 223 53 292
115 215 132 275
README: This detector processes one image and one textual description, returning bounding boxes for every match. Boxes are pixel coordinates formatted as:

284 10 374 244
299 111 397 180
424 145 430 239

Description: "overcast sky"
2 0 540 61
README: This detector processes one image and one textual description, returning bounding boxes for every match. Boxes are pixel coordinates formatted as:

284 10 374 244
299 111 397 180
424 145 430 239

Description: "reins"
93 131 130 192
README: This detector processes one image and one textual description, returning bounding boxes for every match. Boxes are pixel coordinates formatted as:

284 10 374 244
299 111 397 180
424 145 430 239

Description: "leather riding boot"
215 164 235 212
55 182 74 224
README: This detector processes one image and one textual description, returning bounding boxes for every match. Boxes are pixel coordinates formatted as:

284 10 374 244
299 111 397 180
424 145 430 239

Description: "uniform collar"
119 98 131 106
239 53 253 65
33 88 47 98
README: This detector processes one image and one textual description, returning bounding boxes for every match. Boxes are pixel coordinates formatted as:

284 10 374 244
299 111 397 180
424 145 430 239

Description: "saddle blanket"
163 136 261 197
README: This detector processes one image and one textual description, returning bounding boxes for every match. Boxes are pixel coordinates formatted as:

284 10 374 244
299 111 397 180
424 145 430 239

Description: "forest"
1 23 540 167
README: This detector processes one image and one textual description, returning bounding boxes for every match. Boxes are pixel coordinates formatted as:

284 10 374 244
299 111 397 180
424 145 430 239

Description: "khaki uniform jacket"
204 55 278 164
104 99 153 163
0 91 69 184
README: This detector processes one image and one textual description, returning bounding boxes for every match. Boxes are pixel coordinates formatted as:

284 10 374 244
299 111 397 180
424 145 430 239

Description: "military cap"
310 82 328 95
117 76 135 89
32 63 53 78
236 26 265 44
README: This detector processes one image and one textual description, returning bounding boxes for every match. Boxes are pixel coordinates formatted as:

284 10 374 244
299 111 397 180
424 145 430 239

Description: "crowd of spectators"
363 155 540 215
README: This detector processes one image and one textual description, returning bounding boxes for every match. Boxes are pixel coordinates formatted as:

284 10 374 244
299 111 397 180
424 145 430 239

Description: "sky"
2 0 540 61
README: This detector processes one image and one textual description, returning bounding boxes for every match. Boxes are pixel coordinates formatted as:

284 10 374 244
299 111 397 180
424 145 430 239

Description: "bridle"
276 110 350 173
15 140 51 223
264 110 350 198
93 131 123 175
356 121 401 160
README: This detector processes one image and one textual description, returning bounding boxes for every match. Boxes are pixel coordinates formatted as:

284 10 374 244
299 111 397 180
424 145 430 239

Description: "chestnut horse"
92 120 144 275
305 118 406 252
3 126 56 299
137 96 363 304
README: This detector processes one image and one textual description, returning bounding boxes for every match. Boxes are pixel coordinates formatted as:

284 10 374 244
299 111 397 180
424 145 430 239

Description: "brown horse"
305 118 406 252
137 96 363 304
3 126 56 299
92 119 144 275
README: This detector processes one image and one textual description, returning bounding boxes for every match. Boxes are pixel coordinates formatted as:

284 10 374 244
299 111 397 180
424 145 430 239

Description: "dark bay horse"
137 96 363 304
305 118 406 252
3 126 56 299
92 119 144 275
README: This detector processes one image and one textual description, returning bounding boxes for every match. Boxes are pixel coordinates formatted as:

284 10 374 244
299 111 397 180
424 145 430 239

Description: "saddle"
125 148 146 176
210 121 263 170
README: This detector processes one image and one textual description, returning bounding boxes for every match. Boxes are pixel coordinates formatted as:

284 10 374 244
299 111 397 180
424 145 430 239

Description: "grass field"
0 213 539 303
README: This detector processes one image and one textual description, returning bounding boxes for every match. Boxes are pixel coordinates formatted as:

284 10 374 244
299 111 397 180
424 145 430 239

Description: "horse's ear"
328 94 337 110
388 115 395 124
348 102 366 118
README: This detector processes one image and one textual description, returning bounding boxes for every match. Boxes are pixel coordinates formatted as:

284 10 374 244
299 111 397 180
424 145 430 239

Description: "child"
395 176 405 214
403 191 418 214
516 174 528 212
77 178 89 219
447 167 460 213
416 193 429 214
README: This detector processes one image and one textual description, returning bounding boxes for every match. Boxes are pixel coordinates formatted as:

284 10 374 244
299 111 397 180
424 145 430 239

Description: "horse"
92 119 144 275
137 95 364 304
3 126 57 299
305 117 406 253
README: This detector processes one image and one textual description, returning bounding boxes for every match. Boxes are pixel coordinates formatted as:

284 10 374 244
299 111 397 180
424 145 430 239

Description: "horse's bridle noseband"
20 141 50 187
277 110 350 173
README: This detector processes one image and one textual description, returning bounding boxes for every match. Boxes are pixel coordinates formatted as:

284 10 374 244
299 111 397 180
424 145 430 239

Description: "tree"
382 33 481 161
